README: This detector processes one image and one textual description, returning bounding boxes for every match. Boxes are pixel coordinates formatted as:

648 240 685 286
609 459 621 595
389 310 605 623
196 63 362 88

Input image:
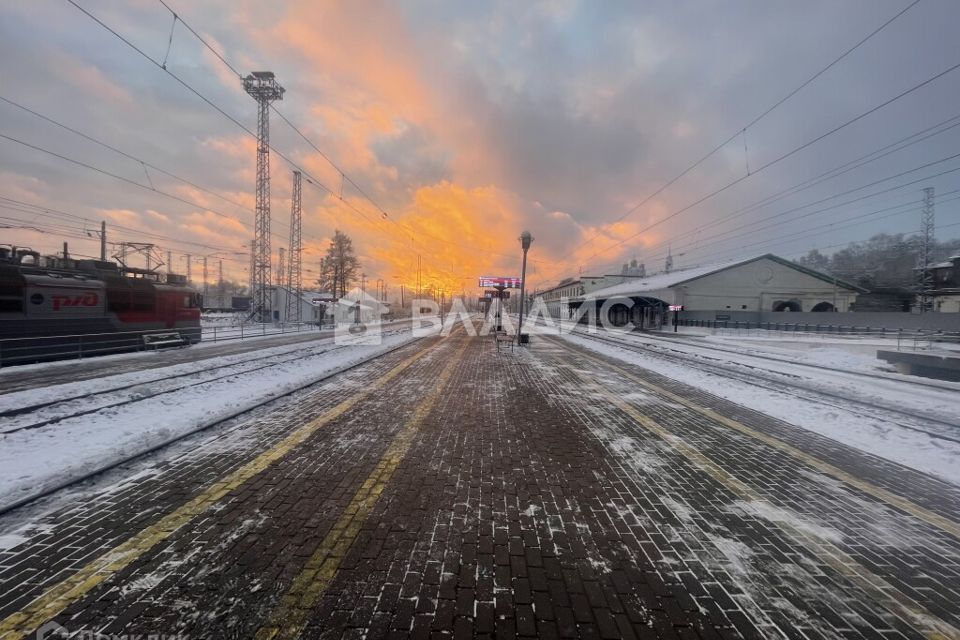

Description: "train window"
108 293 132 313
0 299 23 313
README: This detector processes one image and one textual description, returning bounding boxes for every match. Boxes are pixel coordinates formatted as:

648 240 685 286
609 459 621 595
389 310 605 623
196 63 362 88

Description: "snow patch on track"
0 330 422 509
561 333 960 486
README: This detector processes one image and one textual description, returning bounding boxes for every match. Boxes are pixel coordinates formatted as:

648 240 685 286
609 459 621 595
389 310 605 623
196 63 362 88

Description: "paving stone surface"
0 327 958 639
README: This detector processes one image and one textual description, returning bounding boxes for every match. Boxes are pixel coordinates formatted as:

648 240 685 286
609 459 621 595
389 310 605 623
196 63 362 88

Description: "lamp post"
517 231 533 344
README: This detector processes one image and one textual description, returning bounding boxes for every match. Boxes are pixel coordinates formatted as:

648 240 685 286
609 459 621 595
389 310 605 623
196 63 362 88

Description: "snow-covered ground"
546 328 960 486
0 327 425 511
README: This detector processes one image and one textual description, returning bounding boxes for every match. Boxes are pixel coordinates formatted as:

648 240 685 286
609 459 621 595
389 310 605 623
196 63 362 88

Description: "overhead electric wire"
150 0 568 272
634 154 960 266
556 147 960 285
673 189 960 268
705 196 960 268
595 181 960 281
631 110 960 262
70 0 458 286
0 131 298 245
569 0 922 256
779 219 960 261
0 196 247 255
0 94 256 218
571 55 960 275
573 158 960 281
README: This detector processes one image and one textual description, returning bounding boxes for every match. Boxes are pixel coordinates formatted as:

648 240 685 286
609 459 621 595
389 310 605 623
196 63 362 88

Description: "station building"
268 286 330 325
541 274 645 318
928 255 960 313
541 254 862 328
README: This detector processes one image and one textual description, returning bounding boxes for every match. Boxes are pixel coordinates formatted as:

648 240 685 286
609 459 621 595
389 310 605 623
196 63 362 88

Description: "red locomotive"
0 245 201 366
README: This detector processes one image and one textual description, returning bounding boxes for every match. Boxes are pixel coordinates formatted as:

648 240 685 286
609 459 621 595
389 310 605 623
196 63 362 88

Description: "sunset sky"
2 0 959 297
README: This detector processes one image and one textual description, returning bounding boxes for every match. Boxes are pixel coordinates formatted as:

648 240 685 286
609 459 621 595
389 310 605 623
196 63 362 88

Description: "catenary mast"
243 71 285 321
286 170 303 324
918 186 935 312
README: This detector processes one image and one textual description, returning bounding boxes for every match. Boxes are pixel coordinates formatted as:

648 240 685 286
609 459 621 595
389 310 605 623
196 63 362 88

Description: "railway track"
641 330 958 391
560 328 960 444
0 319 417 394
0 328 431 516
0 327 413 435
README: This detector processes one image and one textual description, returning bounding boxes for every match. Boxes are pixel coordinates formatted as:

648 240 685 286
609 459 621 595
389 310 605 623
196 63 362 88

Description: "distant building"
543 254 863 327
927 255 960 313
851 287 913 312
332 288 390 325
541 274 645 318
267 286 329 324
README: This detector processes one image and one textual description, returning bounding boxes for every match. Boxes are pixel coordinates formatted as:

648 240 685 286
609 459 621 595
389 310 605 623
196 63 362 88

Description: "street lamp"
517 231 533 345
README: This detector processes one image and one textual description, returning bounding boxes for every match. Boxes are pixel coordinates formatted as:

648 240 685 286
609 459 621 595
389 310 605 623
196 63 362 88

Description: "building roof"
584 254 865 300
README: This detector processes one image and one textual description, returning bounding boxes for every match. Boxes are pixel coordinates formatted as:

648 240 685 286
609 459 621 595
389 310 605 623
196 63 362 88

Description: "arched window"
811 301 835 312
773 300 802 312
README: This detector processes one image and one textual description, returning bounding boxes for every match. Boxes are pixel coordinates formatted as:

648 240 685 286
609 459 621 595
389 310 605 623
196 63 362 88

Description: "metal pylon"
243 71 284 322
918 186 935 312
285 170 303 324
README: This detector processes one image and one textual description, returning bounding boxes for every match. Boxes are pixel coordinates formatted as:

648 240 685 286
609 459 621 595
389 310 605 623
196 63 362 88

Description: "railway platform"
0 327 958 639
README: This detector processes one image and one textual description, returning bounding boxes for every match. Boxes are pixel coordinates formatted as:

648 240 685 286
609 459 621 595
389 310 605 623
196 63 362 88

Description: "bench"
142 332 187 350
495 332 514 353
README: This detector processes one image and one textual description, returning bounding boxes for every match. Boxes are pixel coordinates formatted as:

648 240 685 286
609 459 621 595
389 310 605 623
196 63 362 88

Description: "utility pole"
243 71 285 322
185 254 192 285
218 259 224 309
100 221 106 261
167 250 173 275
249 244 256 293
918 186 935 313
202 256 209 300
277 248 286 288
517 231 533 344
285 170 303 324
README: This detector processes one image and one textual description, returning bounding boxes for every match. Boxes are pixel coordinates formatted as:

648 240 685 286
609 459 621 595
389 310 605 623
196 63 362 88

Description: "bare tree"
318 230 360 298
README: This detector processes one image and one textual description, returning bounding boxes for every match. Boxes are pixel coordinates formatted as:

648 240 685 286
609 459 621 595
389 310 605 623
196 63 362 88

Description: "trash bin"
518 333 529 344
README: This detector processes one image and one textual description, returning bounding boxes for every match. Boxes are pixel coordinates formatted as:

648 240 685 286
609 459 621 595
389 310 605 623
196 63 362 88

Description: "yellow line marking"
254 340 468 640
555 345 960 640
0 340 438 640
561 337 960 542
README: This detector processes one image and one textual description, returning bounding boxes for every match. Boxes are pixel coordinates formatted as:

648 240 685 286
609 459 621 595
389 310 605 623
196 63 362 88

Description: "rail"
0 322 331 368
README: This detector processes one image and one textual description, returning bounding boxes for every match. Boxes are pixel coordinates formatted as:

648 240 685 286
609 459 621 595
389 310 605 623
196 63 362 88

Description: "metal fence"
676 318 960 350
201 322 329 343
0 328 192 368
0 322 329 368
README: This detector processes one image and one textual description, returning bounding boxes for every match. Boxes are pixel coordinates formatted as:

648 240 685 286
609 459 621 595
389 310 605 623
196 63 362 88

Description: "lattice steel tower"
285 170 303 324
243 71 285 321
917 186 935 312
